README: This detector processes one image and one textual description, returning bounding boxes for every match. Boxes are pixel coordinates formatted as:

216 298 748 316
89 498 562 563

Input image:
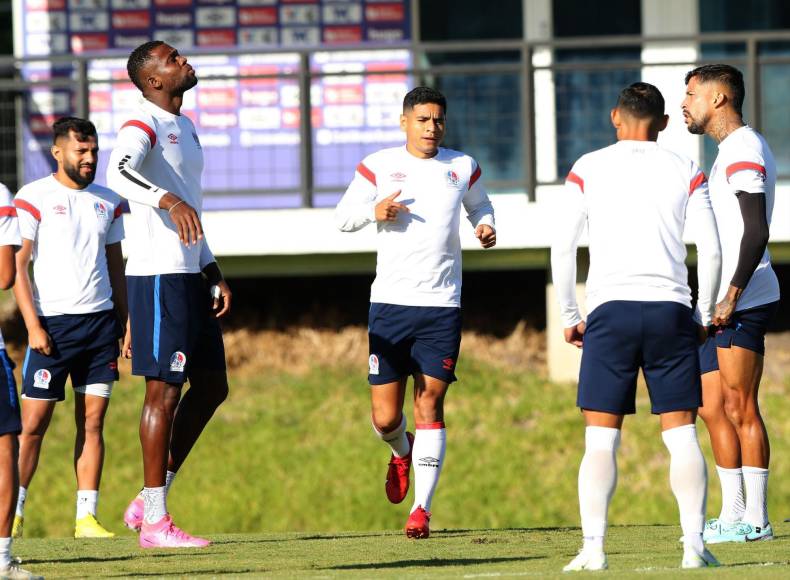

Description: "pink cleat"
123 495 144 532
139 515 211 548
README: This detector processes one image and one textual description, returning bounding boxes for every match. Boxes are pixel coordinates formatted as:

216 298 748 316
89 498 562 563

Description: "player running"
0 182 42 578
335 86 496 539
552 83 722 570
12 117 126 540
682 64 779 543
107 41 231 549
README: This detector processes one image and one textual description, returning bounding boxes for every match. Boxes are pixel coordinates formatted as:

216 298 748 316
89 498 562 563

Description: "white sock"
165 470 177 494
662 424 707 553
15 487 26 518
76 490 99 520
410 422 446 513
372 414 410 458
715 465 746 524
742 466 769 528
578 426 620 551
0 537 10 568
142 486 167 524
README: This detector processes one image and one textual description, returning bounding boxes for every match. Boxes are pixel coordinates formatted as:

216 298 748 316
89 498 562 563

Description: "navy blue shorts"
368 303 462 385
699 300 779 374
0 350 21 435
127 274 226 384
578 301 701 415
22 310 121 401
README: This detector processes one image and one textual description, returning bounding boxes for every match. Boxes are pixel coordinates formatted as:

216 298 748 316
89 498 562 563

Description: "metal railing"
1 30 789 205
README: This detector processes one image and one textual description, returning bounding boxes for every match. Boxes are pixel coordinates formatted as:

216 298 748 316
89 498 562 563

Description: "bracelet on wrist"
168 200 185 214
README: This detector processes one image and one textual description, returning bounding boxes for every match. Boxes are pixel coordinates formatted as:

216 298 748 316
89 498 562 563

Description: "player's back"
571 141 705 311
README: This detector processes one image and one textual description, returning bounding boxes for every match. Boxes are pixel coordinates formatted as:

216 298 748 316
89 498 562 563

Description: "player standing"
335 87 496 538
552 83 722 570
682 64 779 543
106 41 231 548
0 182 42 578
12 117 126 540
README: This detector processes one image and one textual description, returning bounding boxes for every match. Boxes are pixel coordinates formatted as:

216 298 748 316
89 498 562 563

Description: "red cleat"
405 505 431 539
385 432 414 504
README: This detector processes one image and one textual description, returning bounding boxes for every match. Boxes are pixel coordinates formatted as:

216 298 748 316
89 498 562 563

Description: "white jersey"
335 146 495 307
551 140 722 327
14 175 124 317
709 126 779 311
0 183 22 349
106 98 214 276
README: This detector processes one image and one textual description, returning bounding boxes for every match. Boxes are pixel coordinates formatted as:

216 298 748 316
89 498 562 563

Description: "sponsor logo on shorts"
417 456 440 468
442 358 455 371
170 351 187 372
108 361 117 370
368 354 379 375
94 201 108 219
446 170 459 187
33 369 52 389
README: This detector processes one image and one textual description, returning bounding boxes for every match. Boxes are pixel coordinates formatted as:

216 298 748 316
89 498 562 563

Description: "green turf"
12 523 790 578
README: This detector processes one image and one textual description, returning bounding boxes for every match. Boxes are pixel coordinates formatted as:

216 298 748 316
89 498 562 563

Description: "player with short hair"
12 117 126 540
0 182 42 578
335 86 496 539
552 82 722 570
682 64 779 543
107 41 231 549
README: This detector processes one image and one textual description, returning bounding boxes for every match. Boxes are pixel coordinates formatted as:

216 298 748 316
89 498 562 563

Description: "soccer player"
12 117 126 540
682 64 779 543
335 86 496 539
106 41 231 549
552 82 723 570
0 182 42 578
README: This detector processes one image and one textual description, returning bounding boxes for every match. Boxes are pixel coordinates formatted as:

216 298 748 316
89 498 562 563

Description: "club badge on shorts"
33 369 52 389
170 351 186 373
369 354 380 375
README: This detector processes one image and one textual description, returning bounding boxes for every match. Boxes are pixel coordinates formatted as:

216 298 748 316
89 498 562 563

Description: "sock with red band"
410 422 446 513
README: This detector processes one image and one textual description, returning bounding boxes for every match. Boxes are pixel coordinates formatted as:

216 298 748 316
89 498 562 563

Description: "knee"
371 408 402 434
82 414 105 436
723 399 745 429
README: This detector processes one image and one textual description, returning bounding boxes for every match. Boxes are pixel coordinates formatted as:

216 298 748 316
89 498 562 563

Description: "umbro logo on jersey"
94 201 108 219
418 456 440 468
390 172 407 182
446 170 460 187
168 133 179 144
53 204 67 215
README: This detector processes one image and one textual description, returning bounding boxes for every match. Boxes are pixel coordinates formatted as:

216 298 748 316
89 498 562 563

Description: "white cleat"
563 550 608 572
682 546 720 568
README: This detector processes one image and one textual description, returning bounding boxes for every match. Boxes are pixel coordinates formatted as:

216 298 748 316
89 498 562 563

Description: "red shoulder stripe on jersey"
469 164 482 189
0 206 16 217
726 161 765 182
356 162 376 186
113 205 123 220
689 171 707 196
13 199 40 221
121 120 157 148
416 421 446 430
566 171 584 193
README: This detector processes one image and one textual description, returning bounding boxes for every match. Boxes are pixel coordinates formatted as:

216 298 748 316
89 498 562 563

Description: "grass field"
13 523 790 578
4 326 790 577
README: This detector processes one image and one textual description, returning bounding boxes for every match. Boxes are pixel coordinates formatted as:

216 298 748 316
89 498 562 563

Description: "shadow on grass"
24 555 180 565
326 555 544 570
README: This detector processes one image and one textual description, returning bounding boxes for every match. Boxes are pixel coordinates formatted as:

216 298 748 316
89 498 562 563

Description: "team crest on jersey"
192 132 202 148
390 171 407 182
33 369 51 389
94 201 108 219
368 354 380 375
446 170 460 187
170 351 186 372
168 133 179 144
53 204 67 215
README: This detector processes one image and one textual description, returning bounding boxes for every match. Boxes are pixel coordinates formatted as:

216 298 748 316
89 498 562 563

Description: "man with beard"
106 41 231 548
682 64 779 543
11 117 126 540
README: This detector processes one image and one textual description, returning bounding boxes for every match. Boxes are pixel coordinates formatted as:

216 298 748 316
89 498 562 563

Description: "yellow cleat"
74 514 115 538
11 516 22 539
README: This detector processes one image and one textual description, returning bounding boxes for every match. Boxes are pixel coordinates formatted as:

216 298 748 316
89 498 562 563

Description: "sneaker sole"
405 528 429 539
746 534 774 542
125 521 142 532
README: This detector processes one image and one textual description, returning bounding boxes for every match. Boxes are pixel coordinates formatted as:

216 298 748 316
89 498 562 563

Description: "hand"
211 279 232 318
122 322 132 359
475 224 496 248
29 326 52 356
696 324 708 346
564 321 586 349
374 190 409 222
161 193 203 246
